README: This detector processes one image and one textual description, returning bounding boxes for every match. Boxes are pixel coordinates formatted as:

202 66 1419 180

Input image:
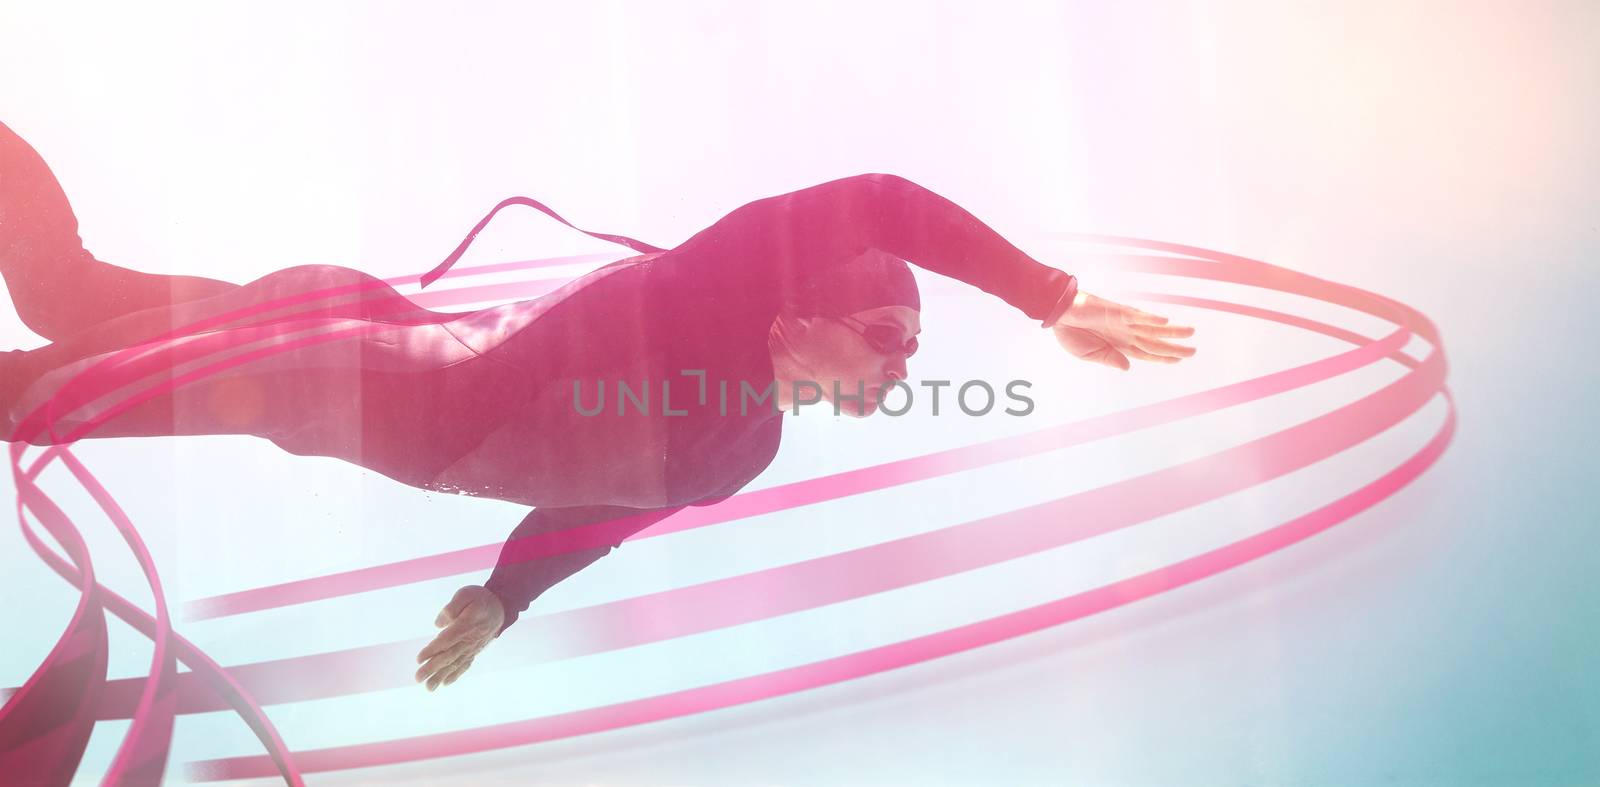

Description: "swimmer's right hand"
415 584 505 691
1050 291 1196 371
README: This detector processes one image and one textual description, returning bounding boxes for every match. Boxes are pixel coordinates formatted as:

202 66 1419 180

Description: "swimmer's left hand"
415 584 505 691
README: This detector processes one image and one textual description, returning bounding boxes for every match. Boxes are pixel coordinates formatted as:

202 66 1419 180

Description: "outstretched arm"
414 503 685 690
484 504 685 631
664 173 1077 324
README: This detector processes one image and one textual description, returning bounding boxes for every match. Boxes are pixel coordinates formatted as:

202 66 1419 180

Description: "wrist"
481 582 517 635
1040 275 1080 328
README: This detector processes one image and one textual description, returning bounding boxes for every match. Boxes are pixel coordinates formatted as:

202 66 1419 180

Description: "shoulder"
805 172 920 190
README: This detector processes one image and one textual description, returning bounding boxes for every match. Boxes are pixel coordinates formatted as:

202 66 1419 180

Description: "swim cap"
784 247 921 317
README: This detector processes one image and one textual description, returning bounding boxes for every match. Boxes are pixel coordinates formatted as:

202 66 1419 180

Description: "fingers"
422 643 485 691
417 616 479 663
1124 345 1180 364
417 633 493 689
419 652 458 690
1126 307 1168 325
426 653 467 692
418 621 482 666
1130 323 1195 339
424 652 464 692
440 656 475 688
435 586 478 628
1059 322 1189 371
1132 335 1196 359
416 630 458 666
416 637 475 683
417 648 455 690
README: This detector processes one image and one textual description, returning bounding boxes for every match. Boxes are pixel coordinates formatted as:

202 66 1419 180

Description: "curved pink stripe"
399 277 568 310
190 383 1456 780
0 443 108 785
13 365 314 783
380 252 617 287
418 196 665 289
53 449 178 785
12 282 389 441
11 412 306 781
5 318 373 786
16 318 363 447
15 521 306 787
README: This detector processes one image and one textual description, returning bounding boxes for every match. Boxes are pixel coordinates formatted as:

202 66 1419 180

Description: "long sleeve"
662 172 1075 323
483 503 686 632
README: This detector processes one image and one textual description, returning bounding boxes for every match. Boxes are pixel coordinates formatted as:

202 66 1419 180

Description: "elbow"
796 173 925 218
856 172 919 192
852 174 937 213
808 173 920 197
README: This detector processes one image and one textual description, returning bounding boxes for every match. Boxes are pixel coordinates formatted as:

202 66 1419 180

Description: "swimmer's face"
787 305 920 418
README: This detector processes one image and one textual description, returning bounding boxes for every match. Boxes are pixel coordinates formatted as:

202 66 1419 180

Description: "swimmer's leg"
0 121 238 342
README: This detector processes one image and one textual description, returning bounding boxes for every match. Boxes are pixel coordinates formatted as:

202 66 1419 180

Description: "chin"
841 401 876 419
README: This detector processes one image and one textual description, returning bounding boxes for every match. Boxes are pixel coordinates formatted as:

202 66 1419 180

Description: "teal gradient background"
1 2 1595 784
